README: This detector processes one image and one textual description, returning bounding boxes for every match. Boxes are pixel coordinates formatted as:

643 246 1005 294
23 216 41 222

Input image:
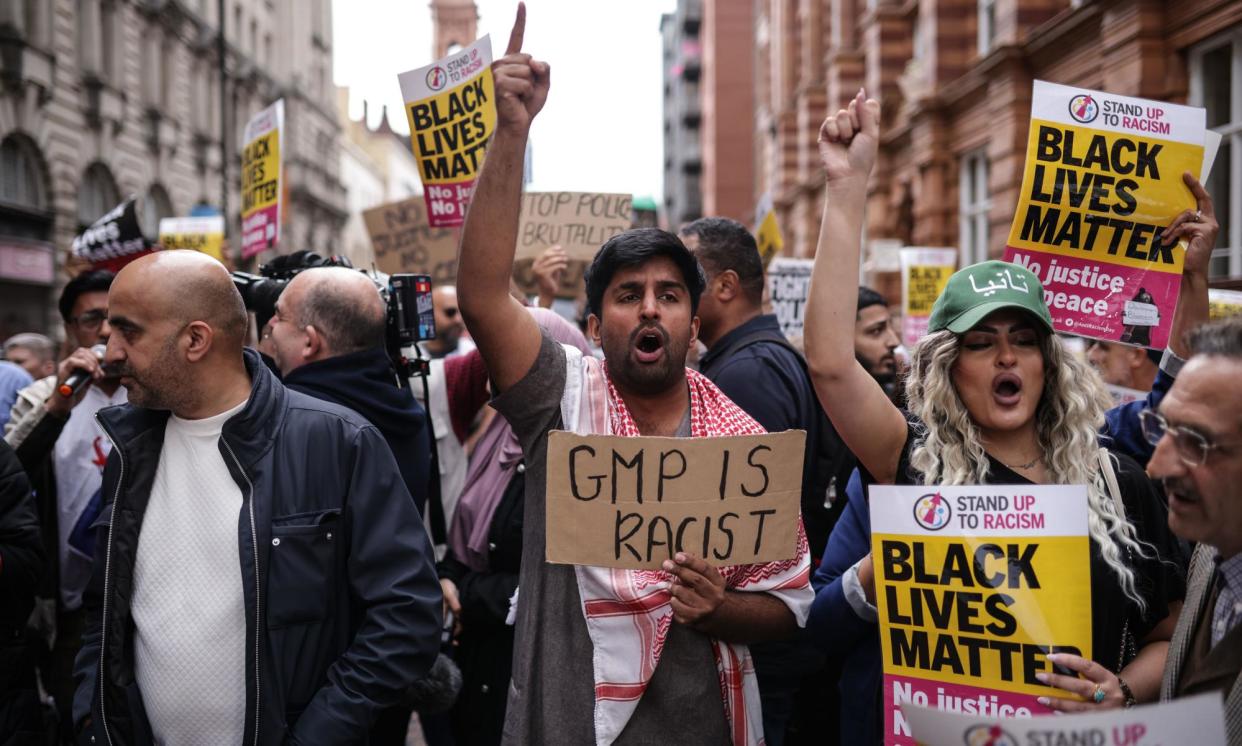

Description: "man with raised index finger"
456 6 813 746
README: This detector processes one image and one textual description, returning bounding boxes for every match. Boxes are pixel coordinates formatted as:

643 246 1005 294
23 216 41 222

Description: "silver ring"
1194 210 1204 222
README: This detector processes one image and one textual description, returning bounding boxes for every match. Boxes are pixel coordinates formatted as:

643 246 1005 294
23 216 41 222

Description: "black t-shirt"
864 421 1186 673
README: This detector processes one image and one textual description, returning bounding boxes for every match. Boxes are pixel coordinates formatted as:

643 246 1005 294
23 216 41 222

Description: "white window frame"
1190 27 1242 279
959 149 991 265
977 0 997 57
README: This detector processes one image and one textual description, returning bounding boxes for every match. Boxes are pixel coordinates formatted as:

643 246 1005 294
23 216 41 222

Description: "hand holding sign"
663 552 727 626
817 88 881 187
1034 652 1125 711
1161 171 1219 277
531 244 569 302
493 3 550 133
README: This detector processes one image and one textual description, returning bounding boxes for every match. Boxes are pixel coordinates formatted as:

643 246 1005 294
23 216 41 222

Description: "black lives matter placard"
398 36 497 228
544 430 805 569
1003 80 1206 349
869 484 1092 745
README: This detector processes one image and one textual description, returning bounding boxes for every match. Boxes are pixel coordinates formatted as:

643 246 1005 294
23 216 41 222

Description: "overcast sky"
333 0 676 199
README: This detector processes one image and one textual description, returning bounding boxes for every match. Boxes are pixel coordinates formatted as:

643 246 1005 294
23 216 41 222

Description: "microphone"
58 344 108 398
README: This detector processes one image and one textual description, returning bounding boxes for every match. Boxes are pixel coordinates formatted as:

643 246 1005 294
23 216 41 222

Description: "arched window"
141 183 174 239
78 162 120 227
0 135 48 211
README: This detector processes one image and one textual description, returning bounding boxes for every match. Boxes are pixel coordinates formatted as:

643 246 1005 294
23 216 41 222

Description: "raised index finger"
505 2 526 56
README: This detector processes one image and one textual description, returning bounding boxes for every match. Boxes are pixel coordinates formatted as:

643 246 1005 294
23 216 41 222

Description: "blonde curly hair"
904 328 1150 611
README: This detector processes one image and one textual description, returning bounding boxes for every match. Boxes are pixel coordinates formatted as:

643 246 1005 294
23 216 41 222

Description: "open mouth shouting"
632 326 668 364
992 372 1023 407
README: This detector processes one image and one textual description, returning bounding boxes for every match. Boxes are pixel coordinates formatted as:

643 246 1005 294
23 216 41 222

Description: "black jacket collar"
97 348 286 470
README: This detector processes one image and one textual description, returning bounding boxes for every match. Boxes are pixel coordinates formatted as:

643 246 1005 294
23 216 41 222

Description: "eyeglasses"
1139 409 1238 467
70 310 108 332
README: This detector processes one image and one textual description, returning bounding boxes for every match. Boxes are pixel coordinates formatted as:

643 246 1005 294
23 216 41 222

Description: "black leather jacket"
73 350 442 745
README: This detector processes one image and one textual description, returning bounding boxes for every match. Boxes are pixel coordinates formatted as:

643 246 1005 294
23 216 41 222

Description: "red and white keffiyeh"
558 345 813 746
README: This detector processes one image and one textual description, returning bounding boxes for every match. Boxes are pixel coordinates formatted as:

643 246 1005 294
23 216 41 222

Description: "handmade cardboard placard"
516 191 632 262
362 196 458 282
512 191 632 299
545 429 806 569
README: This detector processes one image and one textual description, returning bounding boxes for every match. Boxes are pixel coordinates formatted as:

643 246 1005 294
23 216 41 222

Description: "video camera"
231 251 437 385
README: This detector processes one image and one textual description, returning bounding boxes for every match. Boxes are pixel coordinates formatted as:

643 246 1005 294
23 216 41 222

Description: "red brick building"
748 0 1242 298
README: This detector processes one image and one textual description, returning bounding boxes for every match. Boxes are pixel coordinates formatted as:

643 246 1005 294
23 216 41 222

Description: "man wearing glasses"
4 269 126 741
1149 316 1242 740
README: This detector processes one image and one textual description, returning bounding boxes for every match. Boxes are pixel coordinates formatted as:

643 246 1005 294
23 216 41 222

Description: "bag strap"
1097 447 1126 521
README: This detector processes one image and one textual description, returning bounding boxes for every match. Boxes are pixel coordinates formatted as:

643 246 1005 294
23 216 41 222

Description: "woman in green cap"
803 90 1215 713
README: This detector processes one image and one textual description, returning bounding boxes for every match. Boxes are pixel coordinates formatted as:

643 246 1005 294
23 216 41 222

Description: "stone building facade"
750 0 1242 299
0 0 345 337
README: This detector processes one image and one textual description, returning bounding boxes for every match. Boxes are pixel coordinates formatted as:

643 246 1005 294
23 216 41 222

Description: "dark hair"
584 228 707 319
1188 316 1242 359
858 286 887 318
680 217 764 304
297 279 386 355
58 269 115 322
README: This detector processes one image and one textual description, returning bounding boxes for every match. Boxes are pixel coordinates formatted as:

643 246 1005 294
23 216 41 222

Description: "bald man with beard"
72 251 441 745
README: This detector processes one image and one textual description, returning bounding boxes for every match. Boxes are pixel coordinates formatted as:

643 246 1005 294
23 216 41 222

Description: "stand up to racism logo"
1068 93 1099 124
912 492 952 531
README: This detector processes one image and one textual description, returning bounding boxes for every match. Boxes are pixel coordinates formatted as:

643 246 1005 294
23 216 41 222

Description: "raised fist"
817 88 881 186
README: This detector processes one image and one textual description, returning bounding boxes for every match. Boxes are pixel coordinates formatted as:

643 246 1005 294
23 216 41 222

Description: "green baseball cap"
927 260 1053 334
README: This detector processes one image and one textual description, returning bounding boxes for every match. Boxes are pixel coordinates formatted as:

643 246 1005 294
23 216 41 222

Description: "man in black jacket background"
267 265 436 743
267 266 432 516
73 250 441 745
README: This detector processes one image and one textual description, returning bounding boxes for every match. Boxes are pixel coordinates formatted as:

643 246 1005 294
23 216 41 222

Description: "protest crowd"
3 3 1242 745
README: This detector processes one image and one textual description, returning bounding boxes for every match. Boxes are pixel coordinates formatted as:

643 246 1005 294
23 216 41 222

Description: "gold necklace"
999 454 1042 470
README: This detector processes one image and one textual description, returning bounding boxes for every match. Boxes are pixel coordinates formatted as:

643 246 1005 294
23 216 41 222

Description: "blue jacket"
73 349 442 745
807 364 1176 744
810 470 881 745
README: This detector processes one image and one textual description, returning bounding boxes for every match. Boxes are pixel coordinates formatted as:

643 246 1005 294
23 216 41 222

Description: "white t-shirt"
132 399 248 745
53 384 127 610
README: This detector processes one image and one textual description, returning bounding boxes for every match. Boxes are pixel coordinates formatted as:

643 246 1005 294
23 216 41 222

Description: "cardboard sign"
517 192 632 261
545 430 806 569
1003 81 1206 349
870 483 1092 745
755 193 784 267
361 196 458 282
511 191 632 299
240 99 284 259
903 692 1226 746
899 248 957 346
511 259 588 300
768 258 813 339
1209 288 1242 321
71 196 153 272
399 36 496 227
158 216 225 262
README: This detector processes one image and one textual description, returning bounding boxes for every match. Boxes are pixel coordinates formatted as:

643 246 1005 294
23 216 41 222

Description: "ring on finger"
1092 684 1106 704
1195 210 1204 222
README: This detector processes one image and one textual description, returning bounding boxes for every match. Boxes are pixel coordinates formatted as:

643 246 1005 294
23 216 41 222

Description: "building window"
0 135 48 212
959 149 991 265
101 1 116 81
1191 28 1241 279
978 0 997 57
142 184 174 239
78 162 120 228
